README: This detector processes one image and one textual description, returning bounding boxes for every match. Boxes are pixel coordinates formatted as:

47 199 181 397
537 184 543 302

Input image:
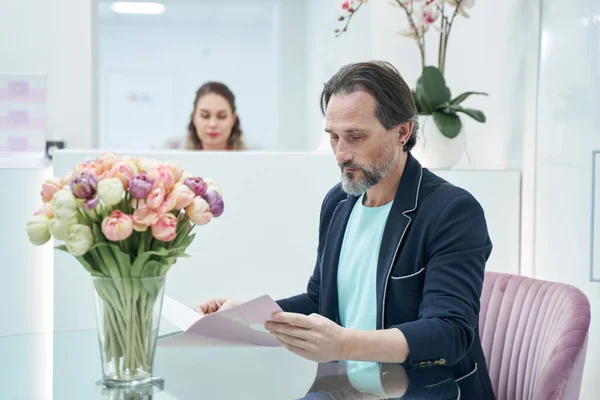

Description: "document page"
158 294 283 348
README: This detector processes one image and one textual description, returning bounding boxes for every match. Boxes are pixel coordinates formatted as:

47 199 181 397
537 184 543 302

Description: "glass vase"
92 276 166 387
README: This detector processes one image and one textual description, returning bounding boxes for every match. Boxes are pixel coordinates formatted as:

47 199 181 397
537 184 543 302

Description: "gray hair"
320 61 419 151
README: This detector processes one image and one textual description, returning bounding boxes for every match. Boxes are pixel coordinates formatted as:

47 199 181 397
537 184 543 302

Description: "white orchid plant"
336 0 487 139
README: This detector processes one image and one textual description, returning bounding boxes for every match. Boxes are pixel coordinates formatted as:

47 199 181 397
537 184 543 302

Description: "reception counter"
47 150 521 332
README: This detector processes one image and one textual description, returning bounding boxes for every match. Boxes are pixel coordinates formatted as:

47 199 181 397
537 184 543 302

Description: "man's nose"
335 142 352 166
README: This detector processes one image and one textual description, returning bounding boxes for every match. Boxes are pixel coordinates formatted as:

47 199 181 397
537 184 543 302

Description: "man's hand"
194 298 242 315
265 312 347 362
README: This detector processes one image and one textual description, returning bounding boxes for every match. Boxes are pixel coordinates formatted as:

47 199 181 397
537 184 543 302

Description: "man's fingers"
275 335 310 358
271 331 310 350
271 311 315 328
194 305 206 315
266 321 312 340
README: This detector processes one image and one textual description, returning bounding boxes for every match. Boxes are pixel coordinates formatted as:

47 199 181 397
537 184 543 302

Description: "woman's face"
193 93 237 150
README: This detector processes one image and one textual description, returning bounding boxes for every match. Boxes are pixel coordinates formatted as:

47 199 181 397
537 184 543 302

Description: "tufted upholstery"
478 272 591 400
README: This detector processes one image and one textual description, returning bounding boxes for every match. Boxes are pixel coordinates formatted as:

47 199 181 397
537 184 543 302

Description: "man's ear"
397 121 413 145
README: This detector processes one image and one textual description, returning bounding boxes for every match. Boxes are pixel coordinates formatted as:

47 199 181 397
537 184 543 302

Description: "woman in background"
186 82 246 150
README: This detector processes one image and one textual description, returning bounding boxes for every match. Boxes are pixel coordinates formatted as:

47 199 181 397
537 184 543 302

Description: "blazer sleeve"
393 194 492 366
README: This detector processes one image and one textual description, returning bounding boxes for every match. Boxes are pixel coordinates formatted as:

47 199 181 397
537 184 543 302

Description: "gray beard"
340 145 396 196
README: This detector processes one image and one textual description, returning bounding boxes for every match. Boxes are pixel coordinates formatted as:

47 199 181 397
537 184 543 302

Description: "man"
196 61 495 399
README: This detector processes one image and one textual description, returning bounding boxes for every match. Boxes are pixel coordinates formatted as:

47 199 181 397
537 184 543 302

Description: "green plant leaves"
432 111 462 138
456 108 486 123
416 66 451 112
450 91 488 105
414 67 487 134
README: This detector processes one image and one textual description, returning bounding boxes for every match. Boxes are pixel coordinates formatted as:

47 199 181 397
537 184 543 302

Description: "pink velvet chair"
479 272 591 400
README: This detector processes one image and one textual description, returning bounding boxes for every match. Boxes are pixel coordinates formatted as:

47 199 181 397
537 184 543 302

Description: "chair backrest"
478 272 590 400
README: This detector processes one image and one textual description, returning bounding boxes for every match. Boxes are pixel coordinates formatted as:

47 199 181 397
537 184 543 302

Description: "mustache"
339 161 364 170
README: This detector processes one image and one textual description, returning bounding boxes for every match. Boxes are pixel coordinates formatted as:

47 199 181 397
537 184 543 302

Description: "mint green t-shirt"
337 193 393 395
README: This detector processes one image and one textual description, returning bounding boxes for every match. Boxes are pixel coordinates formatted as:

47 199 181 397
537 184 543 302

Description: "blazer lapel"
376 153 423 329
320 195 358 324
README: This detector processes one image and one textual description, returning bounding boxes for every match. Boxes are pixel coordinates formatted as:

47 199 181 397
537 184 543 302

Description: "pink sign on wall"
0 74 46 157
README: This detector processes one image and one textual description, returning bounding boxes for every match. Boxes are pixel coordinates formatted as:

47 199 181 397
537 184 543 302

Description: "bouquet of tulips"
25 152 224 381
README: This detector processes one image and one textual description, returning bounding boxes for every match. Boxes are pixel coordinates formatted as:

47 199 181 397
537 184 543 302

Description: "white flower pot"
410 115 465 170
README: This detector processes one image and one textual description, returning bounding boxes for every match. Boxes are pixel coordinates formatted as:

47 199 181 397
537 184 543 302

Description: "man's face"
325 91 400 196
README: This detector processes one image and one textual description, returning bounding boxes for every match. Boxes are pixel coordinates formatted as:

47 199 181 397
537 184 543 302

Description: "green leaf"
141 260 164 279
414 77 431 114
104 244 132 279
456 108 486 123
450 91 488 105
412 89 425 114
432 111 462 138
418 66 451 110
55 245 69 253
434 102 454 114
178 233 196 249
131 252 152 278
75 254 104 277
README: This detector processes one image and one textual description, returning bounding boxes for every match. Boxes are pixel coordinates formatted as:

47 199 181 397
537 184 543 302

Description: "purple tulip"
81 196 99 210
202 190 219 207
184 177 207 197
202 190 224 217
210 197 224 217
129 173 153 199
70 173 97 200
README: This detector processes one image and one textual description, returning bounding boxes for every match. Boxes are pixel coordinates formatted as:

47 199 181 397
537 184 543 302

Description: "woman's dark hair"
186 82 246 150
320 61 419 152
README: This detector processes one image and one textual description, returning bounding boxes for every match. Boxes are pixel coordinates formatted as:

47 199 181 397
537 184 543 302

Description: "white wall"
1 167 53 336
98 0 281 151
0 0 94 149
534 1 600 398
303 0 541 171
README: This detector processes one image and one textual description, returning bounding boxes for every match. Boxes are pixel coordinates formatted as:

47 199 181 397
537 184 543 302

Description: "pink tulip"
146 185 165 209
41 178 62 203
148 165 175 194
164 162 183 183
60 172 73 187
186 197 213 225
162 183 195 213
73 160 104 179
151 213 178 242
97 153 120 171
109 162 137 189
101 210 134 241
34 203 54 218
133 206 160 227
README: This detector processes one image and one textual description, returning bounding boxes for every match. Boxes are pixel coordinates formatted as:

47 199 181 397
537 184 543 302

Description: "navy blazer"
277 153 496 399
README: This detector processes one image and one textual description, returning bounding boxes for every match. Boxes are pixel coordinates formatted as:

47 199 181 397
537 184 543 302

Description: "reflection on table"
0 330 459 399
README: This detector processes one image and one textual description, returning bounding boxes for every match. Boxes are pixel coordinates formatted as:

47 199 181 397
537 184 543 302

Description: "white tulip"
51 187 79 221
97 178 124 207
49 217 77 241
26 215 51 245
65 224 93 256
203 177 223 196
